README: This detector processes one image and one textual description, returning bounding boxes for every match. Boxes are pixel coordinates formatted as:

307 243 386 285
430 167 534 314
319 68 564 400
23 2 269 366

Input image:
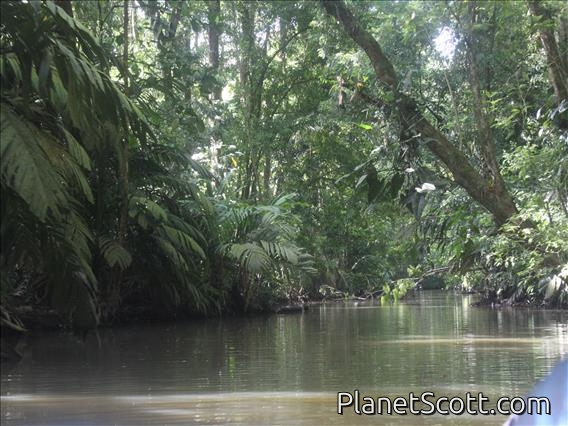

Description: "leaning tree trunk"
321 0 518 226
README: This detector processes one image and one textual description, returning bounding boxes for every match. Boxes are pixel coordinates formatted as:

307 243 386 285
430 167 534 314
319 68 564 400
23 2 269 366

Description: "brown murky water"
1 291 567 425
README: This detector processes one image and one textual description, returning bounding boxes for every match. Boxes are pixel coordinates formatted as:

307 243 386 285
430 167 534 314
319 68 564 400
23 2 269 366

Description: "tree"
321 0 518 227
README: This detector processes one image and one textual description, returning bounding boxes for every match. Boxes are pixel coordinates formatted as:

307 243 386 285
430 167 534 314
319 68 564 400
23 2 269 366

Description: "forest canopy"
1 0 567 333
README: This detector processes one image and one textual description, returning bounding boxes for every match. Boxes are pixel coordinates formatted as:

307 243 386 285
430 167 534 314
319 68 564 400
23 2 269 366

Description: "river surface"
1 291 567 425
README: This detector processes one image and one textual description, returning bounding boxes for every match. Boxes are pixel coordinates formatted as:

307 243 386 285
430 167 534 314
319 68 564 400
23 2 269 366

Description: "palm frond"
60 127 91 171
226 243 271 273
160 225 206 260
153 235 209 311
129 196 168 226
37 128 94 203
259 240 299 265
99 237 132 270
1 104 68 221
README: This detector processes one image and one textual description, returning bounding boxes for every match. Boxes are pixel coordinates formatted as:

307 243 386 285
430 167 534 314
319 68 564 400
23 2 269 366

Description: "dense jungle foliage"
1 0 567 334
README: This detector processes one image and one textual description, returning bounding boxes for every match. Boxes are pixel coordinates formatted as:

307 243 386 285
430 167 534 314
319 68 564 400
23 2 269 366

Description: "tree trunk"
263 153 272 199
207 0 222 101
321 0 518 226
118 0 130 248
159 4 181 92
237 2 257 200
528 0 568 102
465 2 511 212
106 0 131 314
528 0 568 129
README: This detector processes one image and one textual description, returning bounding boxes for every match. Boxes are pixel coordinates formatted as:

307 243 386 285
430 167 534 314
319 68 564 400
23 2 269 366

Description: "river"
1 291 567 425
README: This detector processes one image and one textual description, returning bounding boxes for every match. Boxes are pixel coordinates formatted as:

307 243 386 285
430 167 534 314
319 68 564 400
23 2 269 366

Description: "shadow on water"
2 291 567 425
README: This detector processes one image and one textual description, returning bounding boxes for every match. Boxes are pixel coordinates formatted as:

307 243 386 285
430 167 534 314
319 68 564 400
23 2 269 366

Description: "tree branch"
320 0 518 226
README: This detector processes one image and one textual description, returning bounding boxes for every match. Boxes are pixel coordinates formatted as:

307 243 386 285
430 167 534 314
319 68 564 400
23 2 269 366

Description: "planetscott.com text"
337 390 551 416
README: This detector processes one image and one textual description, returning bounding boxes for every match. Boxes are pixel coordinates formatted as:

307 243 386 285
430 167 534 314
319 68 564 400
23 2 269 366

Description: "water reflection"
2 291 567 425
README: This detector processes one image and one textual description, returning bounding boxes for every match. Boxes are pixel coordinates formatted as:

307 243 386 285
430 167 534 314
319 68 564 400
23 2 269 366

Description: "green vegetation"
1 0 567 334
